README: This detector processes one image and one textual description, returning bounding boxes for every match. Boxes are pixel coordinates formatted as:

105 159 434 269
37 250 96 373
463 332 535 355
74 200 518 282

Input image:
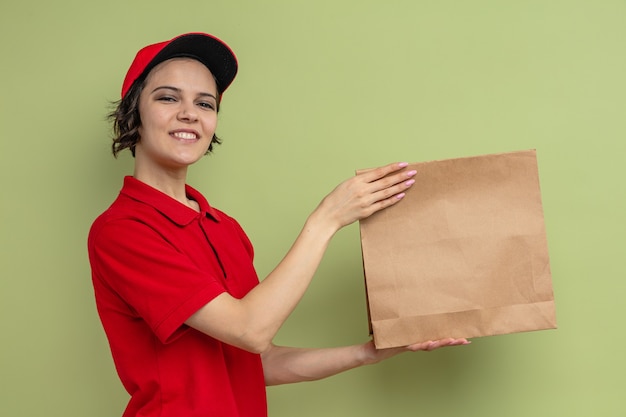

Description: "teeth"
173 132 197 140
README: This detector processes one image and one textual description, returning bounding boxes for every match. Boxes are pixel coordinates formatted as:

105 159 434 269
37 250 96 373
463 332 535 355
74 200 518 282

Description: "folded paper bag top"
358 150 556 349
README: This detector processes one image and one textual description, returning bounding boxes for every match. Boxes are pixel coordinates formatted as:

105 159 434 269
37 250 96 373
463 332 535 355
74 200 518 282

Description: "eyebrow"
150 85 217 100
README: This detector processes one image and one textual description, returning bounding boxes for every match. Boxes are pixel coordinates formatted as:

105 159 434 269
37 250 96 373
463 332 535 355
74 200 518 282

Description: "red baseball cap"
120 32 238 99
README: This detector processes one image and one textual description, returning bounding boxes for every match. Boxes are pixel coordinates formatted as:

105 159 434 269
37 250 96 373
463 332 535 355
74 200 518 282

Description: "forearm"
261 338 471 385
261 343 373 386
187 210 338 353
239 212 337 347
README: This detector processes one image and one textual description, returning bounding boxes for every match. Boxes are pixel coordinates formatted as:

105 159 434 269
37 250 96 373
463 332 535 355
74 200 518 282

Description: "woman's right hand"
312 162 417 233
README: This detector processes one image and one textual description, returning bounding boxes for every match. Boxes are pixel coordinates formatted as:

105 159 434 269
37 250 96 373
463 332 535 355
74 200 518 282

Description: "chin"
175 157 204 168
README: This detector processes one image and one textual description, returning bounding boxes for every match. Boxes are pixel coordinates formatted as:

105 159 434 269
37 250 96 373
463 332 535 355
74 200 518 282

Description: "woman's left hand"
361 338 471 365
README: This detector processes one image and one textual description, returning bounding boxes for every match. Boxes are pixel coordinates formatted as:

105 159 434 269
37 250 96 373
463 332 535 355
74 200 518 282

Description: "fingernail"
406 170 417 176
405 179 415 186
396 193 406 199
398 162 409 167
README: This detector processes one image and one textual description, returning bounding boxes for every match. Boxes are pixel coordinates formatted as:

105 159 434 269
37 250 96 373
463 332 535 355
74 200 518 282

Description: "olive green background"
1 1 624 416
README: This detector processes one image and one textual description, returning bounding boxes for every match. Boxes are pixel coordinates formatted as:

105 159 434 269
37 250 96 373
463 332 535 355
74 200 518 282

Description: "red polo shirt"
88 176 267 417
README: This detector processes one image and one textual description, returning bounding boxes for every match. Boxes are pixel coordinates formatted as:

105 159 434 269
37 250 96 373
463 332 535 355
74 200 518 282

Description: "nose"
177 102 198 122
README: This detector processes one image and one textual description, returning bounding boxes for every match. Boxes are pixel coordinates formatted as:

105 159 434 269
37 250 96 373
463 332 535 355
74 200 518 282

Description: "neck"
134 164 190 206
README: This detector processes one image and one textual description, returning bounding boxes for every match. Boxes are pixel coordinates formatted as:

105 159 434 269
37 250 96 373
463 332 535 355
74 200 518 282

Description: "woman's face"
135 58 218 171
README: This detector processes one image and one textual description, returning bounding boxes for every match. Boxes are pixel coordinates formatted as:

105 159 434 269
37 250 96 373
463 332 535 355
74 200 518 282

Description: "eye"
156 95 177 102
197 101 216 111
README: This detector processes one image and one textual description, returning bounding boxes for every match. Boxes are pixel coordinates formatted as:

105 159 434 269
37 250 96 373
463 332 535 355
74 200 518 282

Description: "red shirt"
88 176 267 417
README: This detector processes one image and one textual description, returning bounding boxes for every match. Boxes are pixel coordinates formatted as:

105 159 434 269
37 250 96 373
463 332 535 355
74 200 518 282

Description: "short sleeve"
89 218 226 343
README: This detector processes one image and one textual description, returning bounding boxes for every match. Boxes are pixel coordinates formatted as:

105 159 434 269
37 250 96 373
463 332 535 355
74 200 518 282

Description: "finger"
368 174 416 203
426 341 442 351
360 163 417 190
359 176 416 216
358 162 411 184
405 338 470 352
359 189 408 218
368 169 418 196
429 338 470 349
405 340 434 352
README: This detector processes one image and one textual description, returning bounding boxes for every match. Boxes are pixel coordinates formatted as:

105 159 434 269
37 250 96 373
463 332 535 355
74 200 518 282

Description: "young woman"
88 32 468 417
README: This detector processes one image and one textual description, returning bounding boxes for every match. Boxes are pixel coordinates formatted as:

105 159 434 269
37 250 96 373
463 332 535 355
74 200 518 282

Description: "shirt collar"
120 176 222 225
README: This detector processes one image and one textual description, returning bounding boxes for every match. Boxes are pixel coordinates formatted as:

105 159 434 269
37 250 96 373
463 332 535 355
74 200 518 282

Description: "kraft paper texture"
358 150 556 349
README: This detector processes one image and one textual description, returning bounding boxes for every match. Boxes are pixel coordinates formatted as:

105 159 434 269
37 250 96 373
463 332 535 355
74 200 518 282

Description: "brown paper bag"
358 150 556 348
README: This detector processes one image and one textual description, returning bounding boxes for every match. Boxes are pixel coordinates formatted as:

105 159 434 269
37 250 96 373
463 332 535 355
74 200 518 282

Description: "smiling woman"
87 32 467 417
134 58 219 195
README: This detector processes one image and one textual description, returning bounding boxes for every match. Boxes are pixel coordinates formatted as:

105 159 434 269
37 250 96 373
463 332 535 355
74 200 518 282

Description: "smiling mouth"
172 131 198 140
